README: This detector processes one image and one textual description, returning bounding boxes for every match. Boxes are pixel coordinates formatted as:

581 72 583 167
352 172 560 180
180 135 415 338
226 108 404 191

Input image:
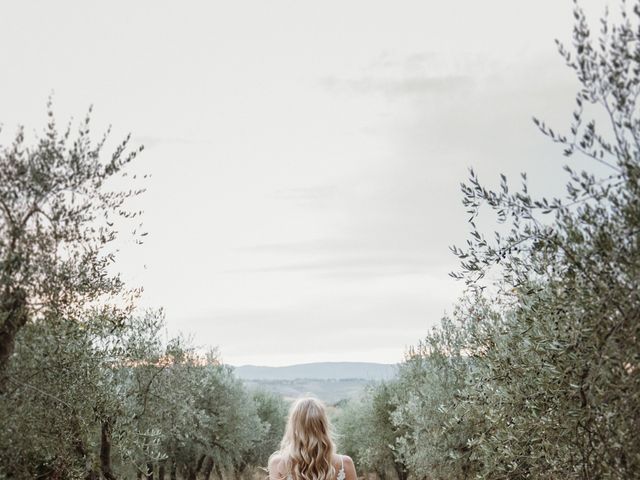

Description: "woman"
268 397 357 480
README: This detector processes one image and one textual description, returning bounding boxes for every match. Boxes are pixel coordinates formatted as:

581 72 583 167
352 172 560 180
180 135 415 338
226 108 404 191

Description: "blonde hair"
273 396 337 480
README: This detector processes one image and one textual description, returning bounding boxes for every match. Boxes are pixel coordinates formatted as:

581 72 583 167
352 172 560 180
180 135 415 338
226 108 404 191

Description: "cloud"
320 49 483 98
320 74 473 97
132 135 209 150
236 238 360 254
226 256 433 277
269 185 339 205
231 239 457 279
366 51 439 71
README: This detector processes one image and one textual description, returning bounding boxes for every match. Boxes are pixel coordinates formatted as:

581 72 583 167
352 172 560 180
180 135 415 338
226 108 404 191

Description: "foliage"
0 308 279 479
335 381 407 480
0 105 163 473
390 1 640 478
5 0 640 478
243 389 288 472
0 105 282 479
0 101 145 389
391 308 484 480
0 310 164 478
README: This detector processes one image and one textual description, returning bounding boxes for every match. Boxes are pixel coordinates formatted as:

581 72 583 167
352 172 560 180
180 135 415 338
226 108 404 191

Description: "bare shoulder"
341 455 354 467
268 453 287 480
338 454 357 479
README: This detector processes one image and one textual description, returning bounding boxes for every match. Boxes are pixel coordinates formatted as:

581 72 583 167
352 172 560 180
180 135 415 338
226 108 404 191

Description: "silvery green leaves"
0 102 146 388
351 1 640 479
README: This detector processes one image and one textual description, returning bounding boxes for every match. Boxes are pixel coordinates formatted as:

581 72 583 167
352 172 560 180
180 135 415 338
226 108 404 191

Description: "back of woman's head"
276 396 336 480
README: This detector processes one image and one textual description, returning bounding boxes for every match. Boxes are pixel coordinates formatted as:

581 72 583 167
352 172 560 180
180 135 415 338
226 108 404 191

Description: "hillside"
231 362 398 404
231 361 397 381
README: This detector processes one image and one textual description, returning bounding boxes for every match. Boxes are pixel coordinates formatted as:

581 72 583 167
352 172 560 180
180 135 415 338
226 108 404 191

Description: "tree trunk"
158 461 166 480
203 457 214 480
0 288 28 391
100 418 117 480
84 470 99 480
185 454 206 480
68 413 100 480
214 463 224 480
70 416 98 480
196 454 207 474
170 459 177 480
393 461 408 480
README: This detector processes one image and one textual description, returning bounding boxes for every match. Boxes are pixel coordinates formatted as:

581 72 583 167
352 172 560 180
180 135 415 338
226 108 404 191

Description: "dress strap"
336 455 346 480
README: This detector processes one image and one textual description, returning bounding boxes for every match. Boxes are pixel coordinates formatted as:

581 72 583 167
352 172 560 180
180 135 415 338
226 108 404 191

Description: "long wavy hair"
274 397 337 480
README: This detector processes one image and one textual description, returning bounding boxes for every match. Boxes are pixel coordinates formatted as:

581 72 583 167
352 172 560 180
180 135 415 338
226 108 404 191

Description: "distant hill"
231 361 397 381
241 378 373 404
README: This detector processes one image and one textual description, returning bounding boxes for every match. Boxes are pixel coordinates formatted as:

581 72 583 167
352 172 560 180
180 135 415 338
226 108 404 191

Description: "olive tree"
422 0 640 477
0 309 169 479
0 102 145 389
236 389 288 477
391 307 486 480
384 1 640 479
335 381 407 480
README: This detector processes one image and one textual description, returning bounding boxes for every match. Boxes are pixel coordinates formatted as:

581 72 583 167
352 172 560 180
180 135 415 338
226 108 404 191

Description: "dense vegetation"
0 108 287 478
336 1 639 479
2 1 639 479
1 310 287 479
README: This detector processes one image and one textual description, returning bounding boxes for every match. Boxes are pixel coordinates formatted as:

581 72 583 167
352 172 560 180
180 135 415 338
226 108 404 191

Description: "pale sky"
0 0 610 366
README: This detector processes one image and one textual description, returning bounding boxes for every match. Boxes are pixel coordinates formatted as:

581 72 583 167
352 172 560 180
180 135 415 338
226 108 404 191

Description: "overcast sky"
0 0 610 366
